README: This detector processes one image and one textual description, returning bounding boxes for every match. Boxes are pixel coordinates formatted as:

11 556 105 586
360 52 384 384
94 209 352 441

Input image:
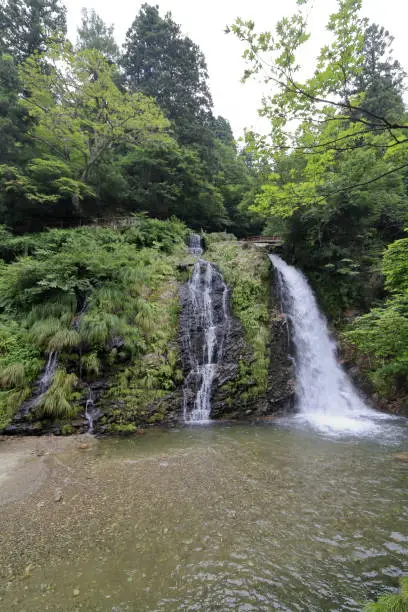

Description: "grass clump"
364 577 408 611
0 320 43 428
35 369 80 420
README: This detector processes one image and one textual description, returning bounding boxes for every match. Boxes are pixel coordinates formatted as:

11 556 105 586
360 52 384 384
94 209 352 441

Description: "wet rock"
210 266 295 419
54 489 63 503
393 453 408 462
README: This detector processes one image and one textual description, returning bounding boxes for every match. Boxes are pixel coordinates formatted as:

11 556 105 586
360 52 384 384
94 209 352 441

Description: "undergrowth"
0 216 187 428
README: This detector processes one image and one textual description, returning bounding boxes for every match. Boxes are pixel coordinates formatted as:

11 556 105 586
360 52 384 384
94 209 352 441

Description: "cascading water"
188 234 203 256
84 386 99 433
182 236 230 423
19 350 59 417
39 351 58 394
269 254 389 434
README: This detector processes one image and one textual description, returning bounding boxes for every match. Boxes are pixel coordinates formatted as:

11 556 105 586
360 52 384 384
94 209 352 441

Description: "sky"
66 0 408 138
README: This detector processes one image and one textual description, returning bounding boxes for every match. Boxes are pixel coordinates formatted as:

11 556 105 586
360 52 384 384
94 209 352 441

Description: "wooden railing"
242 235 283 244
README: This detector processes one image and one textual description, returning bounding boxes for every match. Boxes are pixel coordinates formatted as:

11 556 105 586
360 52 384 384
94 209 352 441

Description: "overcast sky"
66 0 407 138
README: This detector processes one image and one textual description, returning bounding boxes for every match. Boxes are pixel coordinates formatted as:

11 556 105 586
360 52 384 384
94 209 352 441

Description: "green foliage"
108 423 138 434
103 274 182 426
0 1 252 234
231 0 408 321
382 237 408 293
364 577 408 611
0 362 26 388
206 240 271 397
12 45 171 218
203 232 237 247
76 8 119 62
35 369 79 419
345 238 408 398
81 352 100 376
0 319 42 427
122 3 213 146
0 219 188 429
0 0 67 63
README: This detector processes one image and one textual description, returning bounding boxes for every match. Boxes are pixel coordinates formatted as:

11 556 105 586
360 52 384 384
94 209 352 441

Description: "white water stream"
183 236 229 423
20 351 59 416
270 254 391 435
188 234 203 256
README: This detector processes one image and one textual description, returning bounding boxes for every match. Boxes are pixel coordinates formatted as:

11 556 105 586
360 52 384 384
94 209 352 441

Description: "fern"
82 352 101 375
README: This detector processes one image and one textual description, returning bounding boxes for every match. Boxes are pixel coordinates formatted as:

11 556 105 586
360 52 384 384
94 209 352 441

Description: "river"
1 420 407 611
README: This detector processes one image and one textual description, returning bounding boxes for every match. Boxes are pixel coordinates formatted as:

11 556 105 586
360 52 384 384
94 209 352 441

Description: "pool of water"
1 418 408 611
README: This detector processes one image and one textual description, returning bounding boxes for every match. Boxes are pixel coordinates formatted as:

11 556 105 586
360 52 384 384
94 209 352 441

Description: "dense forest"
0 0 407 431
0 1 257 234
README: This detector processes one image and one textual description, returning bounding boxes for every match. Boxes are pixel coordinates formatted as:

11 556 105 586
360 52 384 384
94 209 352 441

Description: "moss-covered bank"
205 237 294 418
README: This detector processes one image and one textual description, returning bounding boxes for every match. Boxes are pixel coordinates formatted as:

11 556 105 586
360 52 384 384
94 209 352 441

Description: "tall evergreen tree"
0 52 30 164
353 23 406 121
76 8 119 63
122 3 213 145
0 0 66 62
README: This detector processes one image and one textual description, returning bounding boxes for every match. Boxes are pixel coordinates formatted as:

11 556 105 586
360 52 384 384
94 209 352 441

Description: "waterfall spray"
270 254 389 434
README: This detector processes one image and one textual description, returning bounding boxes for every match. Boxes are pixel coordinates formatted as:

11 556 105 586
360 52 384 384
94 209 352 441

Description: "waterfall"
84 386 98 433
182 236 230 423
188 234 203 256
269 254 388 434
19 351 59 416
38 351 58 395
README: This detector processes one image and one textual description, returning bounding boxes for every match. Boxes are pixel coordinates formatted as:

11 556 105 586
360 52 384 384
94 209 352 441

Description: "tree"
231 0 408 198
230 0 408 318
0 52 31 165
345 236 408 397
0 45 171 227
212 116 235 147
353 24 406 121
122 3 213 145
120 141 229 230
76 8 119 63
0 0 66 62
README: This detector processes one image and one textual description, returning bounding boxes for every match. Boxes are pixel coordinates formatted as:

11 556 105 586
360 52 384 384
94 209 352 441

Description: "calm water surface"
1 419 408 611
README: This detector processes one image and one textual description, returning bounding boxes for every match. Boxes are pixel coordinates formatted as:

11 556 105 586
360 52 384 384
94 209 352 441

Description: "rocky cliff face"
180 256 295 420
210 266 295 419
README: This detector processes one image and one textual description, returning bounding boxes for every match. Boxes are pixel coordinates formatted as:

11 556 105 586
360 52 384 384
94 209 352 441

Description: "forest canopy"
0 0 257 234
